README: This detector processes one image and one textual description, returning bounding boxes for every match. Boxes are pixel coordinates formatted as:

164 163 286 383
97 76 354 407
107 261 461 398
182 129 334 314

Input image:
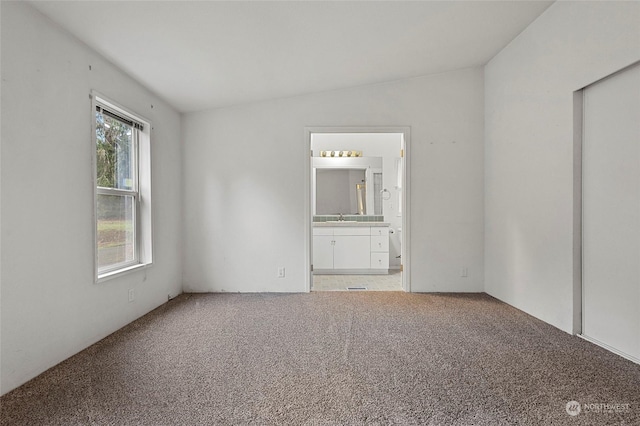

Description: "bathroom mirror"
312 157 382 216
315 169 366 215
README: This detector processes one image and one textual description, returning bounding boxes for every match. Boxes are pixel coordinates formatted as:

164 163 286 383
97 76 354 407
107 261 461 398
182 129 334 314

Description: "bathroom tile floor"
312 270 402 291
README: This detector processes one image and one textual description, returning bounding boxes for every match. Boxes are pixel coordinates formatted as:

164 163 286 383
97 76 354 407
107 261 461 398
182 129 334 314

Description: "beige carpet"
1 292 639 425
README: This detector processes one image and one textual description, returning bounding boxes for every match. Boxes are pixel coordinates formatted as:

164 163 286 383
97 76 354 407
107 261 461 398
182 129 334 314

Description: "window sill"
97 262 151 284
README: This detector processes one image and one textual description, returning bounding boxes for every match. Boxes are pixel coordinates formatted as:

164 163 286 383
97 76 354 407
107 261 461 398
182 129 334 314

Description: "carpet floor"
1 292 639 425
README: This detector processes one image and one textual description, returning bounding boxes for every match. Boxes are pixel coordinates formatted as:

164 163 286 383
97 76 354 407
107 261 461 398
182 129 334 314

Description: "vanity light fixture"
319 150 362 157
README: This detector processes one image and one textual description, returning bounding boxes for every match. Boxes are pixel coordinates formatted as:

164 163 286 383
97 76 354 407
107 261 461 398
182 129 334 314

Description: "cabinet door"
333 236 370 269
313 235 334 269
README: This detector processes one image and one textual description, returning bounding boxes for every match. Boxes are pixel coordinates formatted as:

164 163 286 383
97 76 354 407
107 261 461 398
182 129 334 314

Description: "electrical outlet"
461 267 468 278
128 288 135 302
277 267 285 278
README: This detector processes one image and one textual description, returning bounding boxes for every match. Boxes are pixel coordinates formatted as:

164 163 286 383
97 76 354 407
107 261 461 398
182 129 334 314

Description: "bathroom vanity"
313 222 389 274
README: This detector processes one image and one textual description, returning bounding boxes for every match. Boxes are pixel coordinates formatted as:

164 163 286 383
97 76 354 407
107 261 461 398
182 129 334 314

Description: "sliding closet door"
582 63 640 361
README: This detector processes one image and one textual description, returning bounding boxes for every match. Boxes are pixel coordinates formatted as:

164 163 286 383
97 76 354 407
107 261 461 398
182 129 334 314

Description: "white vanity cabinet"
313 224 389 274
312 229 334 270
333 227 371 269
370 226 390 270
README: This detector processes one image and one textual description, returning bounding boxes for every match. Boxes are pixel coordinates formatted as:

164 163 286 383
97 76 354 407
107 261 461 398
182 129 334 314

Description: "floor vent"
347 287 368 291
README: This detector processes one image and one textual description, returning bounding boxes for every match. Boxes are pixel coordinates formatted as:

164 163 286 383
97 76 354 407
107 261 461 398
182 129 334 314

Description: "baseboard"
578 334 640 365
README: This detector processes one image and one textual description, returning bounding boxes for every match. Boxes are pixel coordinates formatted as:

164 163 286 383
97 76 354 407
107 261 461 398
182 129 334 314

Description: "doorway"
304 127 411 292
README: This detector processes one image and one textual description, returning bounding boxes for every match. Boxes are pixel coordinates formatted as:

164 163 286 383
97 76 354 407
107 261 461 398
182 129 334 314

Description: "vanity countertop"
313 221 390 227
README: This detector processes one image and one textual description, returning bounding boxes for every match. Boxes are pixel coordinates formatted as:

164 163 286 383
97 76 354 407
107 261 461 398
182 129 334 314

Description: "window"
93 95 152 280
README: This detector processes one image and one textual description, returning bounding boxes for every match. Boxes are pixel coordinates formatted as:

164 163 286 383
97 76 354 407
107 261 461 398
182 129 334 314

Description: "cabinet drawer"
370 227 389 237
313 227 334 236
333 227 370 236
371 252 389 269
371 235 389 252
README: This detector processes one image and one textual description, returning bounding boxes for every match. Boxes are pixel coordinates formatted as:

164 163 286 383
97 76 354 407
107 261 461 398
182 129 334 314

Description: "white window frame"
92 92 153 282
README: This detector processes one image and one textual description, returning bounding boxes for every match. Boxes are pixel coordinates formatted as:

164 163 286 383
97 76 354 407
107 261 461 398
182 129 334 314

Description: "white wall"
484 1 640 333
182 67 484 293
313 133 403 267
0 2 182 394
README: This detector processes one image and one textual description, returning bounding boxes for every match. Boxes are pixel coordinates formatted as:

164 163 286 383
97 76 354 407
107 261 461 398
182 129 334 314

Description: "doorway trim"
303 126 411 293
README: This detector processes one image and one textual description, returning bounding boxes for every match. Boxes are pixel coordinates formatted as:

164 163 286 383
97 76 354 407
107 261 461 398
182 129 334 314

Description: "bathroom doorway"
304 127 410 292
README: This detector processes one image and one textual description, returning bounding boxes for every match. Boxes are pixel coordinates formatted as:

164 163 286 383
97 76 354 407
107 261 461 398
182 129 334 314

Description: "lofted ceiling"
29 1 553 113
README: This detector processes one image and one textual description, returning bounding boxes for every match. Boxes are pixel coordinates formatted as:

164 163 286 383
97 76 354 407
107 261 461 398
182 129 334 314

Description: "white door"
313 235 334 269
333 236 371 269
582 63 640 361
